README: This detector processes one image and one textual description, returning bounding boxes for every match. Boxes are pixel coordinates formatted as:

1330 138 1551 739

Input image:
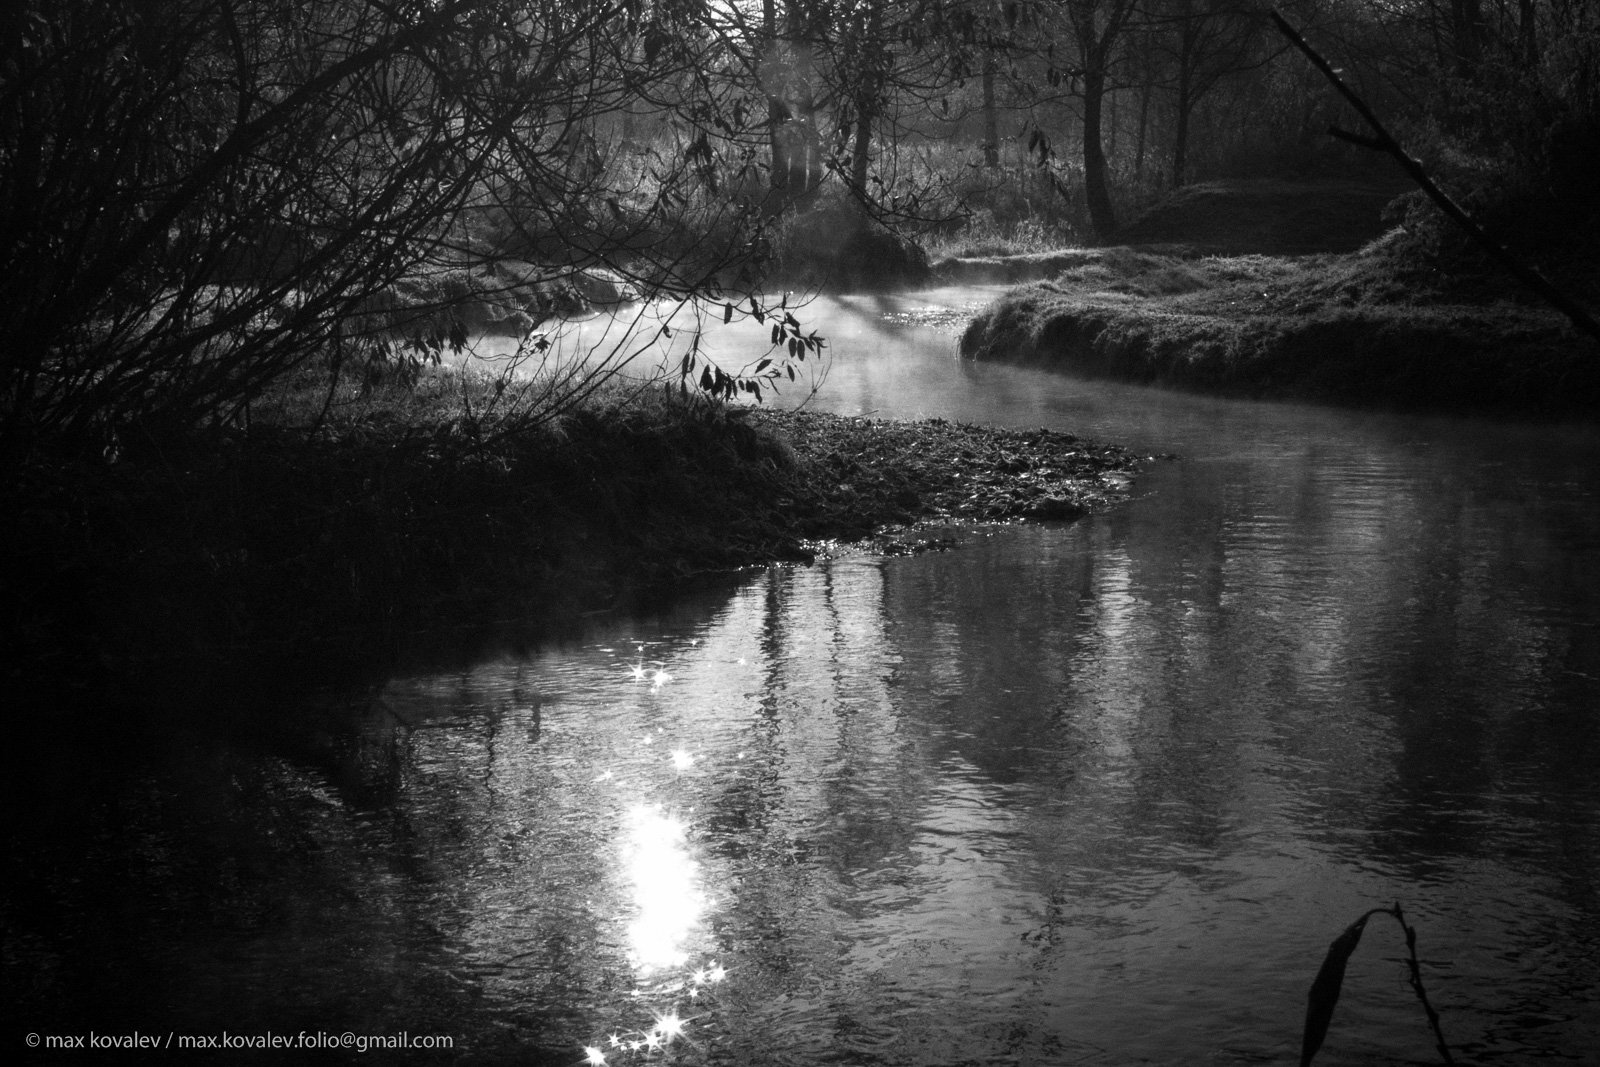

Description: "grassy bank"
960 246 1600 412
958 179 1600 415
4 373 1138 714
947 177 1600 415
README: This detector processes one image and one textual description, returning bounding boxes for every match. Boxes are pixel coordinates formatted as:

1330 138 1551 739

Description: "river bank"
958 181 1600 416
4 385 1139 715
8 298 1597 1067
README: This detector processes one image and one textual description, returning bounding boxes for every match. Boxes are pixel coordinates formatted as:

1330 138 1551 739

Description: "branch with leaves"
1300 903 1454 1067
0 0 825 461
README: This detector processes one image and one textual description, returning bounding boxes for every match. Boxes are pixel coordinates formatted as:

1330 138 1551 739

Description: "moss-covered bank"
4 394 1137 714
960 243 1600 415
956 178 1600 415
961 255 1600 412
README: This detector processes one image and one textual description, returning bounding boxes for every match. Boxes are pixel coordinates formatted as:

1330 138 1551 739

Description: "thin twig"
1391 903 1456 1065
1301 904 1456 1066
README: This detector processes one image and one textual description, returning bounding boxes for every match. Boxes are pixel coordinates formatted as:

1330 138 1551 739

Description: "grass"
960 219 1600 414
922 213 1077 261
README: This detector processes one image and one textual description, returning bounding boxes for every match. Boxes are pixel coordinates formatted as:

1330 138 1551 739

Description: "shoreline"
4 404 1142 714
943 178 1598 417
958 248 1600 416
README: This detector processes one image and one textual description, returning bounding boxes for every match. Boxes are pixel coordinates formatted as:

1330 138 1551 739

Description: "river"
9 287 1599 1064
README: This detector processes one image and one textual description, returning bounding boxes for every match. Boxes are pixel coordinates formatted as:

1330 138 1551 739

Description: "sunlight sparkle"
653 1011 686 1042
622 804 704 971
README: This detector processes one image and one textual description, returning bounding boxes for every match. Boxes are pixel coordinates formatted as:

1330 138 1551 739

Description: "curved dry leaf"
1301 911 1376 1067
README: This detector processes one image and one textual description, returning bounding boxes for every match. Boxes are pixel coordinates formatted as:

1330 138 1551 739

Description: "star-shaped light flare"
653 1010 686 1043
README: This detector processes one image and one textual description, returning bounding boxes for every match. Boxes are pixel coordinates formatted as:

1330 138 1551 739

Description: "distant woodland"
3 1 1596 450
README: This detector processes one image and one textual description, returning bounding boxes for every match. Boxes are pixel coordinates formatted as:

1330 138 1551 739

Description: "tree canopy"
3 0 1594 457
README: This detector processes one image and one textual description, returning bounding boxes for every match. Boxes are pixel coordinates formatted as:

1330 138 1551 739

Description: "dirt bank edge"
960 271 1600 415
4 406 1142 711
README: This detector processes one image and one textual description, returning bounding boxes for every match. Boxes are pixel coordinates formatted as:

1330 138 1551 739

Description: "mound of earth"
1112 178 1406 255
777 202 934 290
960 279 1596 414
958 243 1600 416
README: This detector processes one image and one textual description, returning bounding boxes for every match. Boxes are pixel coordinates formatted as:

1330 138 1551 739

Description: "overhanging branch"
1269 9 1600 346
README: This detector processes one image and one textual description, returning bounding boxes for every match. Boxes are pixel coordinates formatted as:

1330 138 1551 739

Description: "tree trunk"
1450 0 1483 78
982 53 1000 167
790 1 822 196
1082 65 1117 237
850 105 872 190
763 0 790 192
1517 0 1538 67
1068 0 1133 238
795 80 820 195
1172 82 1191 187
849 2 882 192
1134 77 1151 178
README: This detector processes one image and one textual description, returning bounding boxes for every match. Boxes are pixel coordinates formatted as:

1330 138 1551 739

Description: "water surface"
10 289 1599 1064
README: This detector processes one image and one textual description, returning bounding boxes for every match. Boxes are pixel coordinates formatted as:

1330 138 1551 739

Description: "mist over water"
11 288 1599 1064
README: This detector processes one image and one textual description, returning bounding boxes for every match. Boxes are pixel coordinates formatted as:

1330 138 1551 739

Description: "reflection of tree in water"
19 406 1598 1062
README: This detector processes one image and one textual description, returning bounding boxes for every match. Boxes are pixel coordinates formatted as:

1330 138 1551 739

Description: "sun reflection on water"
575 649 739 1062
622 804 702 973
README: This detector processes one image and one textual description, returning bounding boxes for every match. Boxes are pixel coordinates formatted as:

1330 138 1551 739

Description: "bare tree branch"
1270 8 1600 346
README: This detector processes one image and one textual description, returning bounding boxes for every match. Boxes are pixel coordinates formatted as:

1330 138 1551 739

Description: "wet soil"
747 409 1141 552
